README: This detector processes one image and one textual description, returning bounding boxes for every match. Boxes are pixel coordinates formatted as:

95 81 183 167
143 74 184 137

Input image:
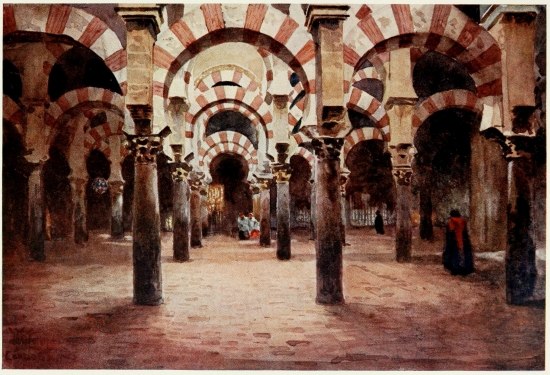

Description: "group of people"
237 212 260 240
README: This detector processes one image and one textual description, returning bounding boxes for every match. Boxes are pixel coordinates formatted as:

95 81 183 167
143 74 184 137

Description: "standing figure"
237 213 250 240
248 213 260 239
374 210 385 235
443 209 474 275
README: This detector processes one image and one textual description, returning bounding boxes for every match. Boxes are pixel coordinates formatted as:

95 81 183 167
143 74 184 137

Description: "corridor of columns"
2 3 546 370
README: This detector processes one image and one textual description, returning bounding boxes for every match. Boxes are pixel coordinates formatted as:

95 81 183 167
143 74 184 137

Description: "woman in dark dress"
374 210 385 235
443 210 474 275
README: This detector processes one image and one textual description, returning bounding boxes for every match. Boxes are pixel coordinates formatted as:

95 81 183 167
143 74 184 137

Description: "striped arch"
83 111 125 150
194 66 261 93
185 104 267 140
3 95 25 134
45 87 125 128
257 47 274 90
343 4 502 97
412 89 484 128
153 4 315 126
199 131 258 168
291 131 312 147
291 147 315 170
343 127 386 162
346 87 390 140
4 4 127 92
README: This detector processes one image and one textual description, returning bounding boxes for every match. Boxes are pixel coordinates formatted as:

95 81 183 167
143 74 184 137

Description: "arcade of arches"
2 3 546 370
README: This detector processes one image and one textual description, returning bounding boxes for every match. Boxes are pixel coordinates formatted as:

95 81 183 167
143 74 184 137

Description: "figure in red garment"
443 209 474 275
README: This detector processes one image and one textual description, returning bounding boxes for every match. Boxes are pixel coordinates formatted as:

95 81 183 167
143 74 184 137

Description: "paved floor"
2 227 545 370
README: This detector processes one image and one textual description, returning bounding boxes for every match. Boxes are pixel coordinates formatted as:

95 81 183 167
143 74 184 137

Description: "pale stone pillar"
109 180 125 238
69 176 88 244
125 108 171 306
170 144 192 262
312 137 345 304
189 172 204 248
273 143 292 260
258 178 272 247
339 168 350 245
391 144 415 263
505 136 537 305
251 182 261 220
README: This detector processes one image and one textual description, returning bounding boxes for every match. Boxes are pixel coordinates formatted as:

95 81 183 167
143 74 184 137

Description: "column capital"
124 126 171 164
272 163 292 183
275 142 290 164
389 143 416 167
171 161 192 182
393 167 413 186
108 180 125 198
305 5 350 32
311 137 344 161
116 4 164 36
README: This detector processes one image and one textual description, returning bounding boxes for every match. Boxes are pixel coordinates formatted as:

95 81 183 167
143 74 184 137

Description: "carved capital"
109 180 125 195
272 163 292 183
124 126 171 164
171 161 192 182
392 167 413 186
390 143 415 167
275 142 290 164
256 177 273 191
311 137 344 161
249 182 261 195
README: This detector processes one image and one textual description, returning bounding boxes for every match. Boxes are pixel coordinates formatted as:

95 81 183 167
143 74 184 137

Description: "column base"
315 294 345 305
133 296 164 306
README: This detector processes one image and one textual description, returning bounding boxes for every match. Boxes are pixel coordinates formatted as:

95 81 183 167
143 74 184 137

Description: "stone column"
254 172 273 247
170 144 192 262
27 163 46 261
125 107 171 306
309 171 316 240
109 180 125 238
339 168 350 245
69 176 88 244
505 136 537 305
189 172 204 248
391 143 415 263
418 178 434 241
251 182 261 220
312 137 345 304
200 185 209 237
272 143 292 260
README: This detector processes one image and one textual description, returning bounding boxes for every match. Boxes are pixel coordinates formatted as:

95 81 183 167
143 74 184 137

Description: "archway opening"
345 140 395 228
43 147 72 240
86 149 111 231
206 111 258 148
413 108 479 227
209 153 251 235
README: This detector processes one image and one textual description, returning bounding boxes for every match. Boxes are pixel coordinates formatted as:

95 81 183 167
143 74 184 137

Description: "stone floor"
2 227 545 370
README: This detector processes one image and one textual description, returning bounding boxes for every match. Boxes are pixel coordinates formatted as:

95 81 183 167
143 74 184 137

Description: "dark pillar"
391 143 414 263
505 135 537 305
109 180 125 238
125 108 171 306
70 176 88 244
310 173 316 240
273 143 292 260
189 172 203 248
28 163 45 261
312 137 345 305
171 144 192 262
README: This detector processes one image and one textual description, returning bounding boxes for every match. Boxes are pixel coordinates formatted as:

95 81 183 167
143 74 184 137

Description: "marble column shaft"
190 181 203 248
259 180 272 247
172 165 191 261
312 137 344 305
505 138 537 305
274 166 291 260
70 177 88 244
28 164 45 261
110 180 125 238
394 168 413 262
